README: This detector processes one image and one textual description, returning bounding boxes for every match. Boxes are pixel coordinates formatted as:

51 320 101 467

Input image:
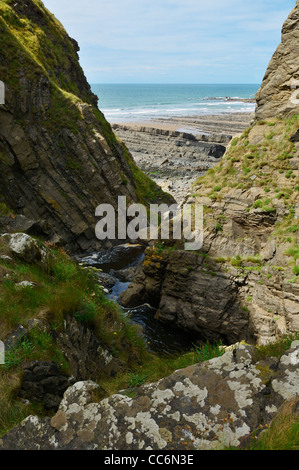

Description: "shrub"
193 341 224 363
253 199 263 209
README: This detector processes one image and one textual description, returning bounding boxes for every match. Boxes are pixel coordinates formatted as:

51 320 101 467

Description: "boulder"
1 343 298 450
1 233 52 269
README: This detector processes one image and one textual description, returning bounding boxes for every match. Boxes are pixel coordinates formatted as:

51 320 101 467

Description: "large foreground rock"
1 343 298 450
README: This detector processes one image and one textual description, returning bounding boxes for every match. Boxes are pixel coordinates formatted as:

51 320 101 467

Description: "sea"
91 83 259 124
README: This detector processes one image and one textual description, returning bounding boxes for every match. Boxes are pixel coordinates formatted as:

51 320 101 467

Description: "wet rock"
113 124 228 204
114 265 137 282
96 271 116 289
121 247 252 344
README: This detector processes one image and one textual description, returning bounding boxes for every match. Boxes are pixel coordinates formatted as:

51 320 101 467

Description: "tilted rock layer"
0 0 166 252
255 1 299 120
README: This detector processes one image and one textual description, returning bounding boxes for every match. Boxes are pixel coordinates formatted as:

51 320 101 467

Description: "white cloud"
43 0 295 83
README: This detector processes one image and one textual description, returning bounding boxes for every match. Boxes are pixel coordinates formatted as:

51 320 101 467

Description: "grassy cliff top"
0 0 171 233
192 115 299 277
0 0 96 104
194 115 299 206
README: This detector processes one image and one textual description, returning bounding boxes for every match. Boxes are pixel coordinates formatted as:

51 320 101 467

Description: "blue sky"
44 0 295 84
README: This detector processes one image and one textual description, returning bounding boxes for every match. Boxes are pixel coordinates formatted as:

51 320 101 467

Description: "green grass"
256 333 299 360
0 248 298 449
0 0 170 213
193 340 224 362
0 201 13 217
250 398 299 450
3 327 67 373
0 240 153 434
194 116 298 212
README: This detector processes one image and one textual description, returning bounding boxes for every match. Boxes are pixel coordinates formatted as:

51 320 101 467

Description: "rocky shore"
112 112 253 203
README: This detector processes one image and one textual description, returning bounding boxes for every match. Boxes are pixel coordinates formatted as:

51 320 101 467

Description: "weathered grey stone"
113 123 240 204
1 344 298 450
54 315 127 382
1 233 52 269
18 361 72 411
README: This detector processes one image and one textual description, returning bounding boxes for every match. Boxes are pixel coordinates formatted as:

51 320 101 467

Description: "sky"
44 0 295 84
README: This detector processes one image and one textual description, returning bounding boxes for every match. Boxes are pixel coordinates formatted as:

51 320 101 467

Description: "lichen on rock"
1 343 298 450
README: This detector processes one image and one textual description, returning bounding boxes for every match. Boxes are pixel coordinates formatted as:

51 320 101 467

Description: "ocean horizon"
91 83 260 123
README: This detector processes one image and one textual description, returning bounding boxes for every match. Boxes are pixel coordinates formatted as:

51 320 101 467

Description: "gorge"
0 0 298 452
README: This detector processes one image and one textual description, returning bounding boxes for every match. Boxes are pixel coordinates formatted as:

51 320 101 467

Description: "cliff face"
121 5 299 346
255 0 299 120
0 0 168 252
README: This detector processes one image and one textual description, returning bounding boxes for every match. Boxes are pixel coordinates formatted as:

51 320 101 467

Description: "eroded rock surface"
120 247 252 345
1 343 298 450
255 1 299 120
1 232 53 268
0 0 165 252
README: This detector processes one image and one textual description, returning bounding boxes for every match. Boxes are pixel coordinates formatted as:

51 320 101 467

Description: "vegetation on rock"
0 0 170 252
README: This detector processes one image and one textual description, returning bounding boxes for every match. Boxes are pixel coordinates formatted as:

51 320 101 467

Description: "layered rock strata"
121 4 299 346
0 0 166 252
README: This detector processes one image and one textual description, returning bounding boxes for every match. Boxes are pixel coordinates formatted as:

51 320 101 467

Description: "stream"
77 244 196 355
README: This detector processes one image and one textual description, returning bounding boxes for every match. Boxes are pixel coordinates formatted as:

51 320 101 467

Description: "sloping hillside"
0 0 170 252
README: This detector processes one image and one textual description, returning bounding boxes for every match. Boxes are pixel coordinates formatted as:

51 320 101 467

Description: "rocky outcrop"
0 0 166 252
113 124 226 203
12 315 127 412
121 247 254 345
54 315 127 382
255 1 299 120
0 232 132 413
1 342 298 450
